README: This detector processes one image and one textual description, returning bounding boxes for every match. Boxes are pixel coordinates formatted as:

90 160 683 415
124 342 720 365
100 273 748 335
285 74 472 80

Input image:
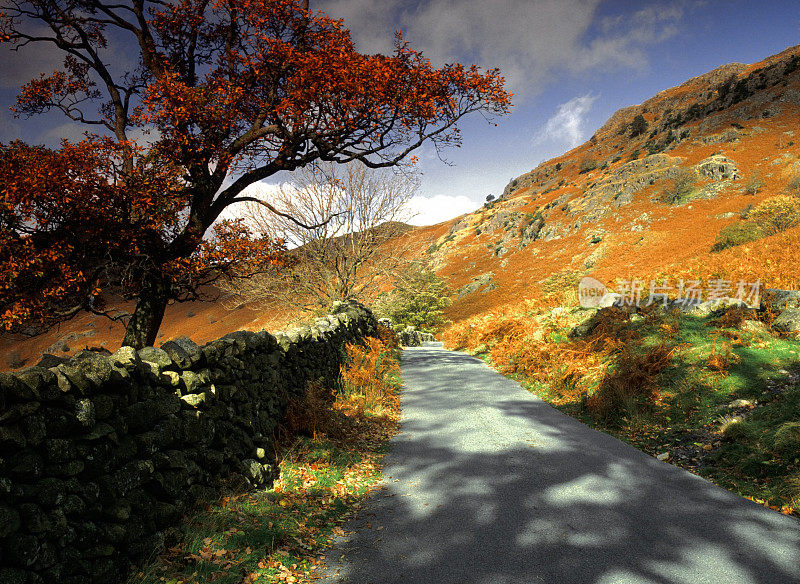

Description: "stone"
729 399 754 409
180 393 208 408
16 368 57 398
761 288 800 311
18 503 48 534
21 414 47 446
7 533 40 566
598 293 623 308
92 395 115 420
771 308 800 334
35 478 68 507
741 319 769 334
0 568 27 584
691 298 747 317
73 351 115 385
656 452 670 461
159 371 181 387
160 337 203 369
75 398 96 428
0 505 21 537
242 458 270 487
111 346 140 370
137 347 173 374
36 354 69 369
179 370 209 394
45 438 76 462
54 365 92 394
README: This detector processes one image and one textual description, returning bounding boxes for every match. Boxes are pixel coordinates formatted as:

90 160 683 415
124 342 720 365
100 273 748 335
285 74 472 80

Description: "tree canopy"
0 0 511 347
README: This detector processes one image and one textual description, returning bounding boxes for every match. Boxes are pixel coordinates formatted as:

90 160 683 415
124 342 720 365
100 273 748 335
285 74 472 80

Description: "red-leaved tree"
0 0 511 348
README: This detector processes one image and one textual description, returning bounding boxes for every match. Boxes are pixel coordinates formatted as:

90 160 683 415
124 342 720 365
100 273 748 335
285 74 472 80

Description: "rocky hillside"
418 44 800 325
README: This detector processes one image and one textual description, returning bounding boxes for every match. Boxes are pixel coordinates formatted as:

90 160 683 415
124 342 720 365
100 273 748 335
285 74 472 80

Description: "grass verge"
445 304 800 517
129 328 402 584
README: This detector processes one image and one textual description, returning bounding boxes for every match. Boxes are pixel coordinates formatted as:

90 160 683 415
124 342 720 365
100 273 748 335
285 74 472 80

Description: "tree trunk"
122 276 171 349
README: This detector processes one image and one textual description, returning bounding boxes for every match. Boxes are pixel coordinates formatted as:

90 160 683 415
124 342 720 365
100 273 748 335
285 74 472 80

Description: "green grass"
129 437 385 584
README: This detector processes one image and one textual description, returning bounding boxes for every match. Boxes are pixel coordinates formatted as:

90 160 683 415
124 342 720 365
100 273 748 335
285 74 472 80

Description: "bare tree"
222 161 418 312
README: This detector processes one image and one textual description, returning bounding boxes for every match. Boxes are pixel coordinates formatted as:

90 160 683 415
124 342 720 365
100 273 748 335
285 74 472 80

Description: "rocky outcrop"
0 301 376 584
457 273 497 298
695 154 740 181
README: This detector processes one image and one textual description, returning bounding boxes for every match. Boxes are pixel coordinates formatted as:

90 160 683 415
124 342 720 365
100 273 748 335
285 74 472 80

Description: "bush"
743 172 765 195
629 114 648 137
586 343 675 421
711 221 765 252
748 195 800 235
784 174 800 197
339 337 401 410
772 422 800 458
659 169 696 204
578 157 598 174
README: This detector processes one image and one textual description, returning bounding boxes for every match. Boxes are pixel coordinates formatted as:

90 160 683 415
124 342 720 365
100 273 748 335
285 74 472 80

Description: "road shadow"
320 346 800 584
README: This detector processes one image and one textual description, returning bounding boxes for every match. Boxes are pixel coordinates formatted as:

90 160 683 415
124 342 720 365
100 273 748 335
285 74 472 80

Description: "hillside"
419 44 800 327
5 43 800 368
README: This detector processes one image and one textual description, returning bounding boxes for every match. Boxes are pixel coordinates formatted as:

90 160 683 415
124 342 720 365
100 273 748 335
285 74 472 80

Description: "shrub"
772 422 800 458
784 174 800 197
586 342 676 421
339 337 401 410
659 169 696 204
706 342 741 375
710 221 765 252
748 195 800 235
629 114 648 137
282 379 338 439
744 172 765 195
578 157 598 174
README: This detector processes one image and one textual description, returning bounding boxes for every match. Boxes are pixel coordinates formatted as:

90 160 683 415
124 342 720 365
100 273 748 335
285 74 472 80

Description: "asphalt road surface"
319 343 800 584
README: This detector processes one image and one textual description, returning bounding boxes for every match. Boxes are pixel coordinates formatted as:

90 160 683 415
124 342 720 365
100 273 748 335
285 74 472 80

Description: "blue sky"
2 1 800 225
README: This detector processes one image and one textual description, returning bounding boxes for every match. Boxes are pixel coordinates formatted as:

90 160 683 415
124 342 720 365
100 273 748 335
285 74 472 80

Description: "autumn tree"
222 161 417 312
0 0 511 348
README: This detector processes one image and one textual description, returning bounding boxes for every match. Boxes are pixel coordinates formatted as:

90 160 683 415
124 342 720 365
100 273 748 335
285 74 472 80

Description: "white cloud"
40 121 94 145
404 194 481 226
318 0 689 100
535 93 598 148
213 181 284 229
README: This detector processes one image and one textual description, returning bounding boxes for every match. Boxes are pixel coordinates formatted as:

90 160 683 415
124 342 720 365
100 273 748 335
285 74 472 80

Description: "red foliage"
0 0 510 344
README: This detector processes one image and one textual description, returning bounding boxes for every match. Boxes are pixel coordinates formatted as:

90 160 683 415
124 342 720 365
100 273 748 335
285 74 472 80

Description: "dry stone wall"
0 301 376 584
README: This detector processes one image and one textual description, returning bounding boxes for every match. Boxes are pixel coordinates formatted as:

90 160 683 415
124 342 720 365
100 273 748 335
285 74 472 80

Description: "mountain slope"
419 43 800 326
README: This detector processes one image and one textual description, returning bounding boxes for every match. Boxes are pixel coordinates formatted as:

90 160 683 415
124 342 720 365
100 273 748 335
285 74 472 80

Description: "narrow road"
320 344 800 584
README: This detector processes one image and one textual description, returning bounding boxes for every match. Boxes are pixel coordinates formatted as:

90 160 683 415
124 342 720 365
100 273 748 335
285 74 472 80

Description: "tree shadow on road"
320 346 800 584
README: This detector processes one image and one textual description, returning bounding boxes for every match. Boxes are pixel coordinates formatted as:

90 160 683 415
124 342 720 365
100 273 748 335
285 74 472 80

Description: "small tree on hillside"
629 114 648 137
221 161 417 312
0 0 510 348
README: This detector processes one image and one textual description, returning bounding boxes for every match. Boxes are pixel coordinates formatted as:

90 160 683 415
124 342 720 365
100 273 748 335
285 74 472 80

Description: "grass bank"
445 303 800 517
129 328 402 584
